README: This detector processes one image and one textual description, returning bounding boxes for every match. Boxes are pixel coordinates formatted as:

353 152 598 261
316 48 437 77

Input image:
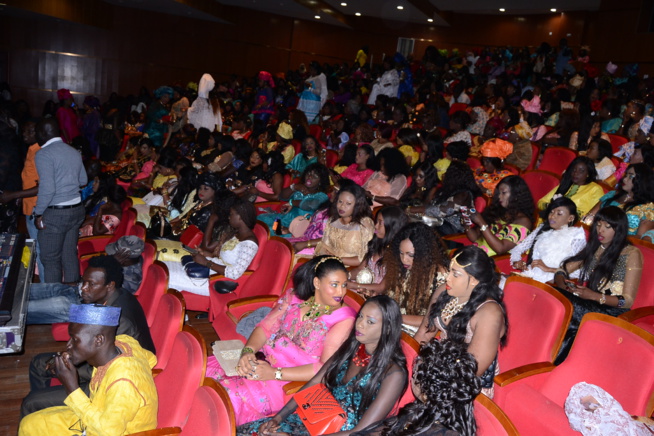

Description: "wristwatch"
598 295 607 305
479 224 488 232
275 367 283 381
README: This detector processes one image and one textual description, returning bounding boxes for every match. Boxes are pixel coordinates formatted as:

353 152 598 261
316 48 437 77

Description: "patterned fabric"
207 291 356 426
18 335 158 436
538 182 605 219
600 191 654 235
475 169 513 196
236 360 375 435
444 130 472 146
474 220 530 257
315 217 375 262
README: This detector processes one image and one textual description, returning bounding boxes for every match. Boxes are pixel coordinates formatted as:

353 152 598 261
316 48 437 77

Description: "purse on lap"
293 383 347 436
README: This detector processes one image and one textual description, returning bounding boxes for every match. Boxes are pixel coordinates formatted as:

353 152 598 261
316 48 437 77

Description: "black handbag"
181 255 210 279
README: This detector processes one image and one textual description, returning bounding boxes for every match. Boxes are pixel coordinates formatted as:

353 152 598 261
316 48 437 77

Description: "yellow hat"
277 122 293 140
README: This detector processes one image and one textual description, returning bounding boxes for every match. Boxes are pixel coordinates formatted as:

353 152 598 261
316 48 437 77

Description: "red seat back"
499 277 573 372
109 207 137 245
467 156 482 171
249 221 270 271
525 142 540 171
309 124 322 139
343 290 365 313
538 147 577 175
282 173 292 188
292 139 302 155
629 237 654 308
136 262 169 326
474 394 520 436
397 333 419 409
474 195 488 214
326 149 339 168
608 134 629 154
540 314 654 416
154 327 207 428
180 378 236 436
150 290 185 370
237 237 293 299
521 170 561 208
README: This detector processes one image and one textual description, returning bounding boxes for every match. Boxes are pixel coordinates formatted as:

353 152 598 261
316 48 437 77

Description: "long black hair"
263 150 287 182
562 206 629 293
610 163 654 211
428 246 508 347
433 160 481 203
170 166 198 212
555 156 597 196
364 206 408 267
482 175 534 228
401 161 438 205
365 340 481 436
378 147 409 182
293 255 347 300
526 197 579 265
323 296 407 420
329 180 372 224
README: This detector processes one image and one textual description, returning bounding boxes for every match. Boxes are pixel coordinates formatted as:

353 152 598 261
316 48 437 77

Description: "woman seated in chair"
167 172 221 237
134 166 198 227
382 222 450 336
237 295 407 436
226 148 266 200
410 160 483 236
363 147 409 207
398 161 438 208
258 163 330 232
248 150 287 203
286 135 325 177
475 138 514 196
347 206 407 297
415 246 508 399
207 256 358 426
466 175 534 257
584 163 654 236
314 182 375 267
79 184 127 237
510 197 586 284
553 206 643 363
586 138 616 182
335 144 377 187
164 197 258 296
354 339 482 436
538 156 604 219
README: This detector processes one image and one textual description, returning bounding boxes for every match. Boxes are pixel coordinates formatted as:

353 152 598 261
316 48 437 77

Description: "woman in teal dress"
585 163 654 235
144 86 173 147
237 295 408 436
258 163 330 232
286 135 324 177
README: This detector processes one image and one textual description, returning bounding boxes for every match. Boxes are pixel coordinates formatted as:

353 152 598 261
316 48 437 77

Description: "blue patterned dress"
236 361 375 436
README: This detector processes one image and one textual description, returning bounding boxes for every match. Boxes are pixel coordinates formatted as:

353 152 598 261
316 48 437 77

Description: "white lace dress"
509 225 586 283
165 237 258 296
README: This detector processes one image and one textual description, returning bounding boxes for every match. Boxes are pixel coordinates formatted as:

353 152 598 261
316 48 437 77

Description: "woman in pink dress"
337 144 377 187
206 256 357 425
55 88 80 144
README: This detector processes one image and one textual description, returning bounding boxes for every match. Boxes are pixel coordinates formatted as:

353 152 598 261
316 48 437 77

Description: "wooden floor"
0 310 219 436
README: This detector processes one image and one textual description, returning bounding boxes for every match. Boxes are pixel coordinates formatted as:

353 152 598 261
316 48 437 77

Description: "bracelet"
479 224 488 232
554 268 569 279
275 367 283 381
306 241 312 248
241 347 255 356
616 295 626 307
206 260 213 269
598 294 607 305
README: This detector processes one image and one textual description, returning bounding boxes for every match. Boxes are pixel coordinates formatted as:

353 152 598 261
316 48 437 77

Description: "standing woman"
414 245 508 398
297 62 328 124
467 175 534 257
55 88 80 144
238 295 408 436
314 182 375 267
187 73 222 133
553 207 643 363
384 222 450 335
144 86 173 147
208 256 357 425
253 71 275 126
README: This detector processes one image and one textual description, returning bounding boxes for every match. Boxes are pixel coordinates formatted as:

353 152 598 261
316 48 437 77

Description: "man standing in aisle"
33 118 87 283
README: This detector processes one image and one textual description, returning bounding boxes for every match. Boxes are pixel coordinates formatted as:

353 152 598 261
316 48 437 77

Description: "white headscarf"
198 73 215 99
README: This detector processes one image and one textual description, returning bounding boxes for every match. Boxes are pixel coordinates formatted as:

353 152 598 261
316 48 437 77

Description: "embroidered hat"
69 304 121 327
481 138 513 160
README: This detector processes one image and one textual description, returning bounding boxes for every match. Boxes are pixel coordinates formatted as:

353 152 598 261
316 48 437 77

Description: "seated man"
22 255 154 417
26 236 146 323
19 304 158 435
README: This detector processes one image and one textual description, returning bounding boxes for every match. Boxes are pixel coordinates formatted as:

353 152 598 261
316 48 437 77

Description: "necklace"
352 343 371 367
300 296 334 321
441 297 467 324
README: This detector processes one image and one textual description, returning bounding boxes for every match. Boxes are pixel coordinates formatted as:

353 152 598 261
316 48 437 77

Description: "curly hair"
385 223 449 316
323 296 407 421
337 143 358 167
427 246 508 348
401 161 439 205
378 147 410 182
555 156 598 197
433 160 481 204
373 340 481 436
482 175 534 228
301 162 331 193
329 180 372 224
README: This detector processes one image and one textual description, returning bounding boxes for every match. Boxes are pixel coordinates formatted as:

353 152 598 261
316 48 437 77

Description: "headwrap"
640 116 653 135
83 96 100 109
481 138 513 160
486 117 505 134
198 172 223 191
521 95 542 115
57 88 73 101
514 121 534 141
154 86 174 99
69 304 121 327
105 235 145 258
276 121 293 140
197 73 215 99
606 62 618 75
258 71 275 88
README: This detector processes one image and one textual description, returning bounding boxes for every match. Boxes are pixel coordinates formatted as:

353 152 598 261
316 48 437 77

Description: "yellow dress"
19 335 158 436
315 217 375 262
537 182 605 218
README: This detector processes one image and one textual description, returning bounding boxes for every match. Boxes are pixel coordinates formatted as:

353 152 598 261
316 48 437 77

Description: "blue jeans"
25 214 45 276
26 283 80 324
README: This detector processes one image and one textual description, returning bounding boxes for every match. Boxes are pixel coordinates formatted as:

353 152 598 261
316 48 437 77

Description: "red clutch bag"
293 383 347 436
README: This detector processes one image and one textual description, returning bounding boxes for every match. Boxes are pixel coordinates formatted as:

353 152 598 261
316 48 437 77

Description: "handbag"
293 383 347 436
182 255 210 279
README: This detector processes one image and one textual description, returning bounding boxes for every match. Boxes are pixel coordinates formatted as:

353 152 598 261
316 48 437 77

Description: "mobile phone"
182 244 198 255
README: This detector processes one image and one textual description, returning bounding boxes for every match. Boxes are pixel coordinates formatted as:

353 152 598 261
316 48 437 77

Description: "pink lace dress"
206 290 356 425
340 164 375 186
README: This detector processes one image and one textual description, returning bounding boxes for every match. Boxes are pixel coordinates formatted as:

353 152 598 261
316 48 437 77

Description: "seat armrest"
618 306 654 323
127 427 181 436
78 235 113 255
283 381 306 395
225 295 280 324
494 361 555 387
